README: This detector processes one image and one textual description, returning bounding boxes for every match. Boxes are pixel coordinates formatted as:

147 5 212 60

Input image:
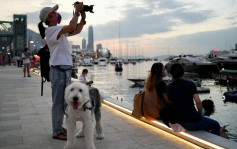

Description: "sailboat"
131 43 136 65
123 42 129 64
115 21 124 70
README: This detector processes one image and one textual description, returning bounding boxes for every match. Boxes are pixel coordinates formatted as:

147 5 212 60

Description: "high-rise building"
88 26 94 52
14 14 27 55
82 38 86 50
96 43 102 49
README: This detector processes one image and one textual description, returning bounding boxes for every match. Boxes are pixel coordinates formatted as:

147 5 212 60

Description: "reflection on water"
77 61 237 142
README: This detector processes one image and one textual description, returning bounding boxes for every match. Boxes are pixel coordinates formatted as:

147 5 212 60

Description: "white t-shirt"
79 74 87 84
22 53 30 64
45 26 72 66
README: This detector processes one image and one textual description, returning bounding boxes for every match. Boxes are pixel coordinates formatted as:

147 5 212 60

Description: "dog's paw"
86 145 96 149
96 133 104 139
76 131 85 138
64 144 73 149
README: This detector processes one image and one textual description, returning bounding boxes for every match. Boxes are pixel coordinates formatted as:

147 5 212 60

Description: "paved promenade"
0 66 201 149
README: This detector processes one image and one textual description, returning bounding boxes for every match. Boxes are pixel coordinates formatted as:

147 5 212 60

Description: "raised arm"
57 3 84 39
68 11 86 36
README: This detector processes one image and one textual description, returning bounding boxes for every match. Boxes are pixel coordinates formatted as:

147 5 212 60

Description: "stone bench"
99 91 237 149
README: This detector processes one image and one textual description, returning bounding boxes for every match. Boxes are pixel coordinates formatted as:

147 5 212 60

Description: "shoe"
53 132 67 140
63 128 67 134
27 75 31 77
24 75 26 77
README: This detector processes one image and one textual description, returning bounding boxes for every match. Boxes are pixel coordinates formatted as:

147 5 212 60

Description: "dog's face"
65 82 90 110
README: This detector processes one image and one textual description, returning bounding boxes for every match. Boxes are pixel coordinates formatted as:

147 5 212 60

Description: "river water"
76 60 237 142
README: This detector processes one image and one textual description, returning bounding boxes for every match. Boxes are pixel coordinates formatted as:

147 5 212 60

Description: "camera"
73 1 94 13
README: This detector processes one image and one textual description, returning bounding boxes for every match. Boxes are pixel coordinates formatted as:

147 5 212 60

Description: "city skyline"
1 0 237 57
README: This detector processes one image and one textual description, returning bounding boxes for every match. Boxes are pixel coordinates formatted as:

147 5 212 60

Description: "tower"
82 38 86 50
88 26 94 52
13 14 27 55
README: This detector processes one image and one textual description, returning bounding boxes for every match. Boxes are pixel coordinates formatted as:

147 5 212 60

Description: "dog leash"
83 100 93 111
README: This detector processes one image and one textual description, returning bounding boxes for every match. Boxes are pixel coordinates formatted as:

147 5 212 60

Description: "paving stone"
0 136 23 148
0 115 20 122
0 124 21 132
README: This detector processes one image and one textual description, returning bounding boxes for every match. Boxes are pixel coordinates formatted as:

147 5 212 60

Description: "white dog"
64 82 104 149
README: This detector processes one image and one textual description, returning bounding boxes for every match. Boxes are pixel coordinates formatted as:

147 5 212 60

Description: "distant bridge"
0 15 27 55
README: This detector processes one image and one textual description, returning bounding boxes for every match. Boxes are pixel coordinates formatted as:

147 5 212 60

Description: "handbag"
131 91 145 119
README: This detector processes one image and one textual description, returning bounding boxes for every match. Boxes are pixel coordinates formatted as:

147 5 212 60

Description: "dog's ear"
65 83 73 100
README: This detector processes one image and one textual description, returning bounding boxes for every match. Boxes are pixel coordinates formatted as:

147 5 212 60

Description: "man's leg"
27 64 31 77
23 64 26 77
180 117 220 135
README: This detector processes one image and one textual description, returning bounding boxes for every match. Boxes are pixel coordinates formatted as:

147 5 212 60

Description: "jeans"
180 116 220 135
50 65 72 135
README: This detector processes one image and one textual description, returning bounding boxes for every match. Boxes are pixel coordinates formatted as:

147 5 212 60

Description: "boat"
223 91 237 101
98 57 107 66
128 74 209 93
115 62 123 72
165 56 220 78
128 78 146 84
75 59 83 66
131 61 136 65
128 78 145 87
214 69 237 86
123 59 129 64
207 49 237 70
109 57 117 64
94 59 98 65
83 56 93 66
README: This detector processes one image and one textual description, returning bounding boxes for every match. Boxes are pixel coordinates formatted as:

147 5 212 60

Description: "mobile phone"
224 124 229 127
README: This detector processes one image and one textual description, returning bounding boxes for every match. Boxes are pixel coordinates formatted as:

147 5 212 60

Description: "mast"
118 21 121 59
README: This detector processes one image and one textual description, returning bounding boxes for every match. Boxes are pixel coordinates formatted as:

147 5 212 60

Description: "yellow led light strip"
103 99 226 149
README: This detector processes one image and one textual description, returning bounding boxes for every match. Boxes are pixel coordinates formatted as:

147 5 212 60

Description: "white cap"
39 4 58 22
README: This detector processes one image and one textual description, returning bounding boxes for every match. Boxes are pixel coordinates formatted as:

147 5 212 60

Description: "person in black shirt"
167 63 220 135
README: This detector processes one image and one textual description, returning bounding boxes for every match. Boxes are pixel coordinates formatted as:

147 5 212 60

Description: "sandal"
63 128 67 134
53 132 67 140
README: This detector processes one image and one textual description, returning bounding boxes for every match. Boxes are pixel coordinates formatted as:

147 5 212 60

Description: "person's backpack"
37 44 50 82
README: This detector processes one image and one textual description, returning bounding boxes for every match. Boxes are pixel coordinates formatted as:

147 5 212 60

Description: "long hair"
146 63 163 92
38 21 46 39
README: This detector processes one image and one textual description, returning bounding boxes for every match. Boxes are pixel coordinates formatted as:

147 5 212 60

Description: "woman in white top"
38 3 85 140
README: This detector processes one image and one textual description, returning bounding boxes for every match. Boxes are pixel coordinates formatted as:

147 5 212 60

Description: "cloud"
93 0 214 41
22 11 73 28
162 27 237 55
147 0 184 9
170 9 212 24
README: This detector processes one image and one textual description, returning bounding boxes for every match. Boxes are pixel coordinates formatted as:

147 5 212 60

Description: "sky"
1 0 237 57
